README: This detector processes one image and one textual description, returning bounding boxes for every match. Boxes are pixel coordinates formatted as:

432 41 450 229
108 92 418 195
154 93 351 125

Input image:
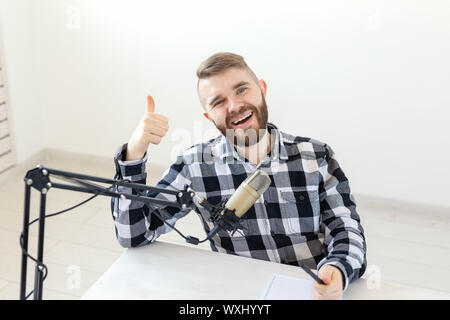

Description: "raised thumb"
146 95 155 113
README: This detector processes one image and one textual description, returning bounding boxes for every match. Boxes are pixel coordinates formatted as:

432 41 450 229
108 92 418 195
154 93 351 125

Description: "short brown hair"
196 52 258 83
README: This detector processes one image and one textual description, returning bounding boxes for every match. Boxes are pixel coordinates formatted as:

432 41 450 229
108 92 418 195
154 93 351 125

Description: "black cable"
146 199 242 244
150 208 192 241
25 289 34 299
19 179 121 300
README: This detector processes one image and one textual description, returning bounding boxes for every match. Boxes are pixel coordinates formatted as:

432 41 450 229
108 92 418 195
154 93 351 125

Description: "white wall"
0 0 44 163
1 0 450 207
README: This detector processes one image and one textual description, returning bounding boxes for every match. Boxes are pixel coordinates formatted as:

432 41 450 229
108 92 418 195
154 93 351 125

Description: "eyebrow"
208 81 250 107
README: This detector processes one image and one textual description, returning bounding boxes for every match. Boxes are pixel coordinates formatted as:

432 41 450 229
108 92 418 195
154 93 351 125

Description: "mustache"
226 105 258 126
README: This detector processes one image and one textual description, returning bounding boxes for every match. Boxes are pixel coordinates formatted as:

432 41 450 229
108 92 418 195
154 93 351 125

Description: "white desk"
81 241 450 300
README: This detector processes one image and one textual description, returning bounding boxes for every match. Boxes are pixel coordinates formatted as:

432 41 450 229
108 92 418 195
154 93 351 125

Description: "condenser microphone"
206 169 271 239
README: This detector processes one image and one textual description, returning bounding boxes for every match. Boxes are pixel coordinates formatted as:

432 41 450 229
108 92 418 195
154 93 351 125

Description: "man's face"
198 67 269 146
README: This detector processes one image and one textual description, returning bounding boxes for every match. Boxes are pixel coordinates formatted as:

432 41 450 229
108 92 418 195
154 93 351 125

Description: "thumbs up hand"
126 95 169 161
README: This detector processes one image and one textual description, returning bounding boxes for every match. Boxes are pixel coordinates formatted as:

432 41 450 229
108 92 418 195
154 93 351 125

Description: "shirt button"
298 194 305 201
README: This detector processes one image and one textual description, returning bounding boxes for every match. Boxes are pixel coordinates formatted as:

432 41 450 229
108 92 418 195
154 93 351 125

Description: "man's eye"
214 100 224 107
237 87 247 94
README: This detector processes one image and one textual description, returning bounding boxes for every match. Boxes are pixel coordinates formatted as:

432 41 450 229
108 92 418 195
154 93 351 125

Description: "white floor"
0 151 449 299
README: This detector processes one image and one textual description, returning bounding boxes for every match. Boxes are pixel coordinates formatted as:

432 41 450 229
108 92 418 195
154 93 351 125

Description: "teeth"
232 112 253 125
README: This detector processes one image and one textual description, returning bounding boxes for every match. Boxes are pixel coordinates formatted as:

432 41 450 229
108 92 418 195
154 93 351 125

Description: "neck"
235 129 271 165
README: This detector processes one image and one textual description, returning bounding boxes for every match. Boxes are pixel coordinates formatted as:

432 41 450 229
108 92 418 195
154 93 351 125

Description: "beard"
213 91 269 147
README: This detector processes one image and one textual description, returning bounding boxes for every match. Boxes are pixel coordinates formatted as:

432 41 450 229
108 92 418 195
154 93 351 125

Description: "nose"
227 96 243 114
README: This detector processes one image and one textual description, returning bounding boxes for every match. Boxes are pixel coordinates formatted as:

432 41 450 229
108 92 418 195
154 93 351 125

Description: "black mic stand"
206 199 242 237
19 165 197 300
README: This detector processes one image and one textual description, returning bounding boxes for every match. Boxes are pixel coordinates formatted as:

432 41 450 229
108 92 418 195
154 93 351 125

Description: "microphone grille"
246 170 271 194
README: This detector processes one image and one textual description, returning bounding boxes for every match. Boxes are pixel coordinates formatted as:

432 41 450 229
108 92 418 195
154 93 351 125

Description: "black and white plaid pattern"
111 123 367 291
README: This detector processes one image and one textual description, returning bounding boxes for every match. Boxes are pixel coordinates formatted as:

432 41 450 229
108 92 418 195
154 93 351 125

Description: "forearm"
317 144 367 291
111 143 192 248
318 217 367 291
112 144 156 247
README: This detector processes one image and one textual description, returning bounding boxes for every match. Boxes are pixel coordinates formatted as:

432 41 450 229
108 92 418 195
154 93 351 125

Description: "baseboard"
355 193 450 218
44 148 114 169
0 149 47 184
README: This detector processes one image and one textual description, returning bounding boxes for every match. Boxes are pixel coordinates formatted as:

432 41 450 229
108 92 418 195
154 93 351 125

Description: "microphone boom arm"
20 165 201 300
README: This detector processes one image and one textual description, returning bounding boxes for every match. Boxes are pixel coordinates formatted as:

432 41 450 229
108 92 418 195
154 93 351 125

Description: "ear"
258 79 267 98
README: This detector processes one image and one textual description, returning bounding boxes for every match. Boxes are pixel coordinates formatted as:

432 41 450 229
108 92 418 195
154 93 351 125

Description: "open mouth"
231 111 253 127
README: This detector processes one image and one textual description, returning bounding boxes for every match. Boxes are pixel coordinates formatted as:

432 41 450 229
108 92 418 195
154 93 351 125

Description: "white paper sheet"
260 273 313 300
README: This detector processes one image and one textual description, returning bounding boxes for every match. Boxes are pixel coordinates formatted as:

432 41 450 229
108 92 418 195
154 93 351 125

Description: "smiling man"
112 52 367 300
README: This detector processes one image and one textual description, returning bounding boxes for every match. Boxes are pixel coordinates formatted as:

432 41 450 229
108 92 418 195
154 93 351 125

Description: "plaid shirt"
112 122 367 291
